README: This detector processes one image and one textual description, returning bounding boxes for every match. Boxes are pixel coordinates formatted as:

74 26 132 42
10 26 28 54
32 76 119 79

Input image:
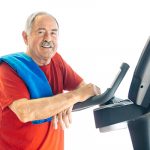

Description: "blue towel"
0 52 53 124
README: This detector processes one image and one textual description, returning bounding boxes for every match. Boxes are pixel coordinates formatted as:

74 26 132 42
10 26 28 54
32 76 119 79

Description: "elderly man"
0 11 100 150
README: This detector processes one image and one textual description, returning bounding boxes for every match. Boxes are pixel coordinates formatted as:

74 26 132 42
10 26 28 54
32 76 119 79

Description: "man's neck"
25 51 51 66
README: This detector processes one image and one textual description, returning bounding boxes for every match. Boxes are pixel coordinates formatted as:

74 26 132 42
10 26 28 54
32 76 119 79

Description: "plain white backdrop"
0 0 150 150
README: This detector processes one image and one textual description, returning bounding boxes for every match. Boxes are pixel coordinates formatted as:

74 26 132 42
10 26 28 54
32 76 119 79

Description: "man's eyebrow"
37 28 46 30
51 29 58 32
37 28 58 31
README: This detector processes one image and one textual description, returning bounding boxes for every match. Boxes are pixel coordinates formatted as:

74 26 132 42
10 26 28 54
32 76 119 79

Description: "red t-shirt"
0 53 83 150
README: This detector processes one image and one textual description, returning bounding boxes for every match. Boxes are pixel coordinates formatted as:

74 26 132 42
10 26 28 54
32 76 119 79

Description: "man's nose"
44 32 52 41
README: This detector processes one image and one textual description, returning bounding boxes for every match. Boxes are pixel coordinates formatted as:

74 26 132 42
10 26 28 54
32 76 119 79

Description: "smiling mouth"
41 41 54 48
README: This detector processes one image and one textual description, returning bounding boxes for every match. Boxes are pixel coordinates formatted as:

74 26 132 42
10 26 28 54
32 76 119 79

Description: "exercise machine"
73 37 150 150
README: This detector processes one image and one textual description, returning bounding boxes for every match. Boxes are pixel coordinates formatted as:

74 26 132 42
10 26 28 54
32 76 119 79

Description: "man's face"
24 15 58 65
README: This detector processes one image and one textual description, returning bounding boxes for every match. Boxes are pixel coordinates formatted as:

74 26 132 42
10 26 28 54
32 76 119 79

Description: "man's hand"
76 83 101 102
52 83 101 129
52 106 73 130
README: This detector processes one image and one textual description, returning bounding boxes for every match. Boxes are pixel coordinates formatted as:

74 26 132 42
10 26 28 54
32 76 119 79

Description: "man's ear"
22 31 28 45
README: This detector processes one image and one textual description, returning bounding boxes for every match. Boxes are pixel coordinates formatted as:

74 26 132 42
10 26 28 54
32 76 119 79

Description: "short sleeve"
0 63 30 110
56 54 83 91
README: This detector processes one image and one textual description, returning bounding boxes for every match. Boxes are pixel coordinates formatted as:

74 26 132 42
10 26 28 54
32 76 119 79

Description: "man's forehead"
34 15 57 25
28 14 59 34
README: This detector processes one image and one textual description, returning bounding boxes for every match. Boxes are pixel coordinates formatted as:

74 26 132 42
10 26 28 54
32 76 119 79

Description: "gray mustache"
41 41 54 48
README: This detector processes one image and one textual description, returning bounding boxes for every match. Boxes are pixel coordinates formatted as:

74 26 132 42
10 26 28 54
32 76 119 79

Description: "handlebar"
73 63 130 111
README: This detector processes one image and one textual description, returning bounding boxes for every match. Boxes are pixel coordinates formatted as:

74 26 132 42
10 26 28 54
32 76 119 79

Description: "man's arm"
52 80 88 129
9 83 100 123
76 80 86 88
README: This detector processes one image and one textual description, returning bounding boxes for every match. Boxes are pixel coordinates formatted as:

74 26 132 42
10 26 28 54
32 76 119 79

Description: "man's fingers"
67 106 73 124
58 112 65 130
52 115 58 129
93 84 101 95
62 111 70 128
55 106 73 129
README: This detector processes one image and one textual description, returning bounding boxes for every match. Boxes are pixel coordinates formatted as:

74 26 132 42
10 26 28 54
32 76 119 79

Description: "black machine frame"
73 37 150 150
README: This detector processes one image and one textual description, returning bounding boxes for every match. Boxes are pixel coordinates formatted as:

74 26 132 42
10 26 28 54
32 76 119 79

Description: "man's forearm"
9 83 98 123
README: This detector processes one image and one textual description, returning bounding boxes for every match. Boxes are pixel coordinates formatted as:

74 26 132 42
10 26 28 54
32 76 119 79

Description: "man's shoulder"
0 62 18 80
52 52 65 63
53 52 62 60
0 62 14 72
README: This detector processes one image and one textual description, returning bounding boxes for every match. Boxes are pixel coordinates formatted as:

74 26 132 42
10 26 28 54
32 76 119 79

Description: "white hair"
24 11 58 35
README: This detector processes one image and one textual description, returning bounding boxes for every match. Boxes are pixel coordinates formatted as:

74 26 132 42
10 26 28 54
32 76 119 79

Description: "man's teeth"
41 44 51 48
42 45 51 48
41 42 53 48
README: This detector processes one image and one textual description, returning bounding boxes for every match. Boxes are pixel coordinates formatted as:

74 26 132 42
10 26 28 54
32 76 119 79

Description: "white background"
0 0 150 150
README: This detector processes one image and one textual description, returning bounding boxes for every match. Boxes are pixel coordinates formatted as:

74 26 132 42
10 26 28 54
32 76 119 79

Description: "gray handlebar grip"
73 63 130 111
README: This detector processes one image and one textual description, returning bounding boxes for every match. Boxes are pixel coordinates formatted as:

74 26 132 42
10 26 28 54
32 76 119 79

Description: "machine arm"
73 63 130 111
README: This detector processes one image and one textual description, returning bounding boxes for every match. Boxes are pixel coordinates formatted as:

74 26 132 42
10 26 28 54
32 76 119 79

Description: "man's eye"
38 30 45 35
51 32 57 36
